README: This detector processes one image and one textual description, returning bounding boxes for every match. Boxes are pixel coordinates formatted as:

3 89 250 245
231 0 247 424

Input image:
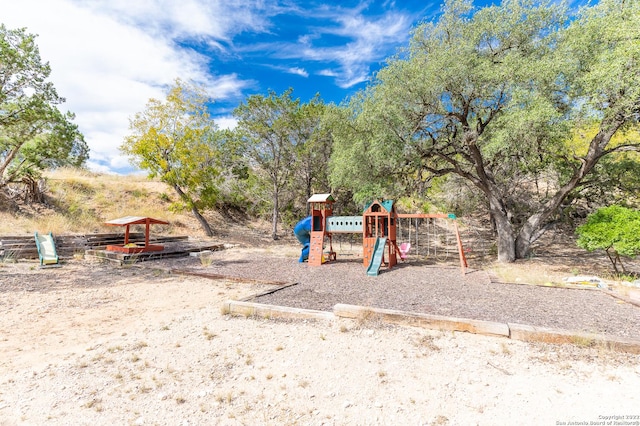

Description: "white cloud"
109 154 135 171
84 160 115 175
287 67 309 77
76 0 279 46
0 0 259 174
278 7 414 88
215 116 238 131
317 69 339 78
260 64 309 78
206 74 248 100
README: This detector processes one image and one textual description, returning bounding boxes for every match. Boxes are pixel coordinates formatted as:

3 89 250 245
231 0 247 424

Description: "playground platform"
85 240 225 265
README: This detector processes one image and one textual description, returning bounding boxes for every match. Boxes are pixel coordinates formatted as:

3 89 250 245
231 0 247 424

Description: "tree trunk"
515 228 535 260
0 145 21 188
191 205 214 237
491 205 516 262
515 211 552 259
172 184 214 237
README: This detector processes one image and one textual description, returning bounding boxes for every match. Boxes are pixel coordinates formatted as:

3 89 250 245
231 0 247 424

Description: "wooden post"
415 218 419 255
454 221 468 274
145 218 150 248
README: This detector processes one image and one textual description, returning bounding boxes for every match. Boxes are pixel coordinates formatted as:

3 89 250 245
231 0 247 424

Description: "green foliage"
327 93 409 205
122 79 221 190
0 24 88 187
577 152 640 209
564 0 640 124
330 0 569 202
576 205 640 273
121 79 228 236
395 196 436 215
233 88 331 237
576 206 640 257
291 94 333 213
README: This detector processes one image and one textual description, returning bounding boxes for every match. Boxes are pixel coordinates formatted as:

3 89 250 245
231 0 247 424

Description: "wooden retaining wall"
221 300 640 354
0 233 189 259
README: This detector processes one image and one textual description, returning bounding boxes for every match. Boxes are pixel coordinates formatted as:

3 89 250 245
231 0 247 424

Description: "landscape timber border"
170 269 640 354
219 298 640 355
169 269 640 354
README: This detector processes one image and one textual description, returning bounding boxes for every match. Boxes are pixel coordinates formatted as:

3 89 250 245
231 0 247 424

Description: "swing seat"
399 242 411 261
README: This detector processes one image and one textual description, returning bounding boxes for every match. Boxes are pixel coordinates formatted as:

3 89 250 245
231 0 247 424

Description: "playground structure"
294 194 468 276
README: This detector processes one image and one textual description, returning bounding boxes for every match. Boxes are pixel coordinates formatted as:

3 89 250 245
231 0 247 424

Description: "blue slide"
293 216 312 262
366 237 387 276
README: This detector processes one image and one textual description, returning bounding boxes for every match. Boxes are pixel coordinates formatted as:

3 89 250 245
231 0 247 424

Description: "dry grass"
486 262 569 286
486 256 640 290
0 168 198 236
0 168 279 248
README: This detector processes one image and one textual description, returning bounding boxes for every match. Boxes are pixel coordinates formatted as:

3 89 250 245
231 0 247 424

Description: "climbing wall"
308 231 325 266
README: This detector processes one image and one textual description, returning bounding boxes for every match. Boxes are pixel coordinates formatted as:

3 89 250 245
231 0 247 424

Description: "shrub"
576 205 640 273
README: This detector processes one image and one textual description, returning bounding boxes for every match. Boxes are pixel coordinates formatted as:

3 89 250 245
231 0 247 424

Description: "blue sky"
2 0 582 175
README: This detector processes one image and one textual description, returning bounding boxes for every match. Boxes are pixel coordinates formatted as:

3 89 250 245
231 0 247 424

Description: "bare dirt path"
1 251 640 425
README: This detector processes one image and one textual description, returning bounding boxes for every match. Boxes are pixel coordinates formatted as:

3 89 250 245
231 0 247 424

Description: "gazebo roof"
104 216 169 226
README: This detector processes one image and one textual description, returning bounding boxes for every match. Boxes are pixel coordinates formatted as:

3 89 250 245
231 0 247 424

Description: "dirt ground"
1 241 640 426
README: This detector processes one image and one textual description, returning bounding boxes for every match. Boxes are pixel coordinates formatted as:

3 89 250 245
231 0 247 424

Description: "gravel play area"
168 246 640 340
2 244 640 424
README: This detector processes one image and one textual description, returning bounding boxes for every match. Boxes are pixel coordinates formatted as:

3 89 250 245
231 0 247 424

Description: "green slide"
366 237 387 276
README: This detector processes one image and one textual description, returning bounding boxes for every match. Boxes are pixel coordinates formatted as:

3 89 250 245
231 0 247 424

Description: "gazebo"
104 216 169 253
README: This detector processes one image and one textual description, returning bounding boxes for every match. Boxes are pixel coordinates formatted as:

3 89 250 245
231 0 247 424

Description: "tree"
233 89 328 238
576 206 640 273
330 0 640 262
121 79 224 237
0 25 88 194
291 95 333 216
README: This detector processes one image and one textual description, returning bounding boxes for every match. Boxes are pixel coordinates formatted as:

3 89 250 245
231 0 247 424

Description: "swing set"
397 214 460 261
299 194 468 275
396 213 468 270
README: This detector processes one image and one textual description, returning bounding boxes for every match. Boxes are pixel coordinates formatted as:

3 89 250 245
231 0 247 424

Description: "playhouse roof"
363 199 395 214
307 193 335 203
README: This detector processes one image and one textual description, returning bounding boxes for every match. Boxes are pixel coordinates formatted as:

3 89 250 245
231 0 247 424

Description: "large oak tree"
330 0 640 262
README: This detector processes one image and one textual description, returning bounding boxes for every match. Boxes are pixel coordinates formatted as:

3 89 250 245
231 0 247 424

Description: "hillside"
0 168 283 247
